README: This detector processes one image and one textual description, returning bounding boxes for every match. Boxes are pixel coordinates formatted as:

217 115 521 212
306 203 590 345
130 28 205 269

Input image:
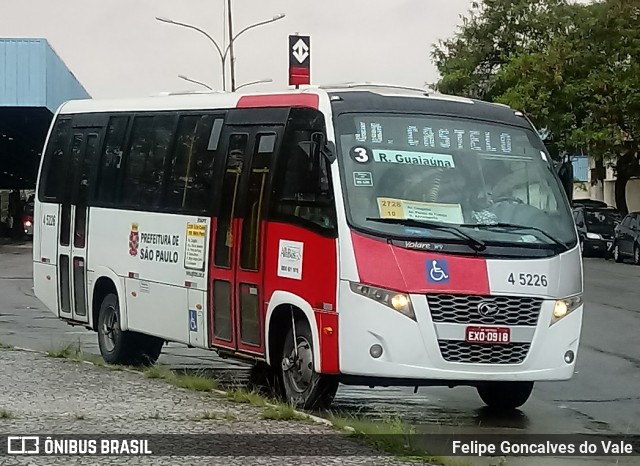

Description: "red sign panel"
289 35 310 86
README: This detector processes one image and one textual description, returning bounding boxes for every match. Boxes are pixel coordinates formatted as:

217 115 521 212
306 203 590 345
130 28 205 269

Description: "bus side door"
57 119 104 323
209 109 285 355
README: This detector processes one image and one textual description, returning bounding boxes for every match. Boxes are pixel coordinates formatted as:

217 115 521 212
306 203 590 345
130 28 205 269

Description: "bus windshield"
335 113 577 250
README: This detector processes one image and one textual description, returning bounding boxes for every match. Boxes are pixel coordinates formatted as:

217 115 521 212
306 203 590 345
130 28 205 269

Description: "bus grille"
438 340 530 364
427 294 543 326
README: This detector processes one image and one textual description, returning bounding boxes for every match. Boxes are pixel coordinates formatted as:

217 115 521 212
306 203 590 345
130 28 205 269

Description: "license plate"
465 326 510 344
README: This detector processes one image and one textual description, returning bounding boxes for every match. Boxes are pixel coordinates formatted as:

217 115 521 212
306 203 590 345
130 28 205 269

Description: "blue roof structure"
0 38 90 112
0 38 90 188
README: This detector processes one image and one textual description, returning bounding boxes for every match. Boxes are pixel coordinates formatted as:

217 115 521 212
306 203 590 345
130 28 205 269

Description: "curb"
5 344 341 431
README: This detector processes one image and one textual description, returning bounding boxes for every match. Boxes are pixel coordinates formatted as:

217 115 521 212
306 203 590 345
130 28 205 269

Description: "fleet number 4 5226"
508 273 548 287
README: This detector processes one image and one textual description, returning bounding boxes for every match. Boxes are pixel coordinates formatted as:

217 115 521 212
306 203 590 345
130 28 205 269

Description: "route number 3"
350 147 370 163
508 273 548 287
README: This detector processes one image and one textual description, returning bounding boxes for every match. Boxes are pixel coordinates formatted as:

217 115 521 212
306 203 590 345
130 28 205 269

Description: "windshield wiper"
365 217 486 252
462 222 567 249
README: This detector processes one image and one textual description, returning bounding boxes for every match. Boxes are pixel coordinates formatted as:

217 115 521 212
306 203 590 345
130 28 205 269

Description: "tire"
477 381 534 410
281 319 339 410
97 293 163 366
634 245 640 266
614 243 623 263
248 362 285 399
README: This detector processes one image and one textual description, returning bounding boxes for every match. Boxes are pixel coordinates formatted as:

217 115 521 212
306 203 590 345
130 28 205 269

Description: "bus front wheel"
281 320 338 410
97 293 163 366
476 381 534 410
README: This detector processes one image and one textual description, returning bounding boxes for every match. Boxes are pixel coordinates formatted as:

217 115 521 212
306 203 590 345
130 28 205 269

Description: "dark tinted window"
214 134 248 268
40 118 72 201
622 215 633 227
240 133 276 270
271 109 336 233
585 210 621 226
96 116 129 204
166 115 221 213
122 115 175 208
74 133 100 248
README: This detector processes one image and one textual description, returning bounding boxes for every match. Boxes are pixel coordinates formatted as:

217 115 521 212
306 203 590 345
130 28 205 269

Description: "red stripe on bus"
315 310 339 374
236 94 319 109
351 232 490 295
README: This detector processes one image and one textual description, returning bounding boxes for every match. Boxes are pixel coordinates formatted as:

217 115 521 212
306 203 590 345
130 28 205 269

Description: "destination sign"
351 116 533 156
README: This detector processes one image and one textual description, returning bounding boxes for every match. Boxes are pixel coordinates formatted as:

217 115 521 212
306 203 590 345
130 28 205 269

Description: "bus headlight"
551 295 583 326
349 282 416 321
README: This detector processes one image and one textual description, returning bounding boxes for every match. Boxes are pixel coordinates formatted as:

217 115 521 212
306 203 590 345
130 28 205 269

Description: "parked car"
613 212 640 264
573 199 609 208
573 206 622 256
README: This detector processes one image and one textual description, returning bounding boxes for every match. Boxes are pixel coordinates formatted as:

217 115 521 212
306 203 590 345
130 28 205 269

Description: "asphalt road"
1 241 639 449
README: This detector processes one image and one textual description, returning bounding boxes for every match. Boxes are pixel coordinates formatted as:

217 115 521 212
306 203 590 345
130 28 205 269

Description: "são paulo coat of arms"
129 223 139 257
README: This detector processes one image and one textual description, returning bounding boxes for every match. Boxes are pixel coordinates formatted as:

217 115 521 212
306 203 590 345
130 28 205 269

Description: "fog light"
564 350 575 364
370 344 383 359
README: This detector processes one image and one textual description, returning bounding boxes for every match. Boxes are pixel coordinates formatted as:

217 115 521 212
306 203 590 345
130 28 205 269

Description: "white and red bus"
33 84 583 410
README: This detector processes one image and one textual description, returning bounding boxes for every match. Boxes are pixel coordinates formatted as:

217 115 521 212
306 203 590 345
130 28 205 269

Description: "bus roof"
56 84 526 128
324 84 529 129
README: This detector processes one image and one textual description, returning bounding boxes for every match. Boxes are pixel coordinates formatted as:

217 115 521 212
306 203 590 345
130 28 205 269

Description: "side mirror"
296 132 332 197
556 159 574 204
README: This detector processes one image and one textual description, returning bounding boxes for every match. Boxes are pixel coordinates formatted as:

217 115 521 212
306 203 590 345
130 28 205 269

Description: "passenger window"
166 115 222 213
271 110 336 233
123 115 175 208
40 118 72 201
214 134 248 267
240 133 276 270
96 116 129 204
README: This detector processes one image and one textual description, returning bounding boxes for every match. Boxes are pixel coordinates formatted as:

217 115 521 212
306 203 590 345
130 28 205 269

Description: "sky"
1 0 474 99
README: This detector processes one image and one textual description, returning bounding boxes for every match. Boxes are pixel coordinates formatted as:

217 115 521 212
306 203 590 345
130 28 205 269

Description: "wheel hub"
101 307 119 352
284 337 313 393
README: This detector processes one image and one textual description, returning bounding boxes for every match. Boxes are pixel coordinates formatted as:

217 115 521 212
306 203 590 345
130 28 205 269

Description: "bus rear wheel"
281 320 338 410
477 381 534 410
97 293 163 366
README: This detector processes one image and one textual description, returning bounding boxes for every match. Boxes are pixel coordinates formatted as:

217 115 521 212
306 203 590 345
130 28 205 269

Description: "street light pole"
178 75 214 91
156 16 227 91
227 0 236 92
156 10 285 92
235 79 273 91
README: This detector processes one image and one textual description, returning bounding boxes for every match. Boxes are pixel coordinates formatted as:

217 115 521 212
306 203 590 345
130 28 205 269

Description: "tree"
431 0 574 101
433 0 640 212
493 0 640 212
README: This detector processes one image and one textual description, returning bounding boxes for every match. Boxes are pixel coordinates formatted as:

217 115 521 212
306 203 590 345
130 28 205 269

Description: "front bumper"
338 281 582 382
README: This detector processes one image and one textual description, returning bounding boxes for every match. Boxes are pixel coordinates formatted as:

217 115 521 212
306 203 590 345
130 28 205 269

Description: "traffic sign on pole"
289 35 310 86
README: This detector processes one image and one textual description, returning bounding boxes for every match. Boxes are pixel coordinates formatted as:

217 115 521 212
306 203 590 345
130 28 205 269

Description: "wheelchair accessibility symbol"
426 259 450 284
189 309 198 332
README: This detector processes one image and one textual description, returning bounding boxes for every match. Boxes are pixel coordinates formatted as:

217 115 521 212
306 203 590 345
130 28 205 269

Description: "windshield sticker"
372 150 455 168
377 197 464 224
353 172 373 187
